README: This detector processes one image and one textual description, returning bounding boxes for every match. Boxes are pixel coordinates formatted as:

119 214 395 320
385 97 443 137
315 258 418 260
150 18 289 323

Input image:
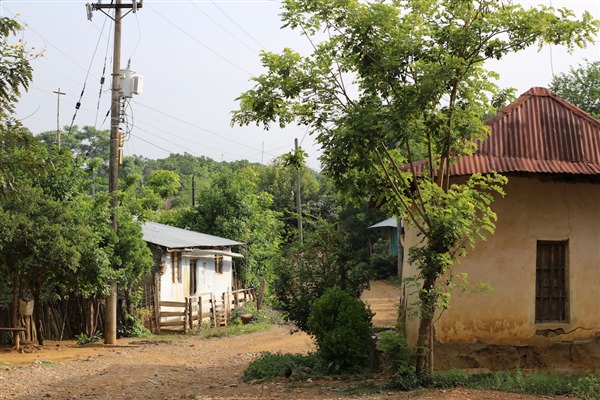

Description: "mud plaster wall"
402 176 600 347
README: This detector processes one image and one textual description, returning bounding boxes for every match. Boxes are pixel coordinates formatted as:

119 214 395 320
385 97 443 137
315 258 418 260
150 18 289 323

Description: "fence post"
184 297 189 333
198 296 203 328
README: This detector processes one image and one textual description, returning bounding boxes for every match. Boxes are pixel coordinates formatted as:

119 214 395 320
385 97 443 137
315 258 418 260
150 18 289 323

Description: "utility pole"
88 0 142 345
53 88 66 147
295 138 303 244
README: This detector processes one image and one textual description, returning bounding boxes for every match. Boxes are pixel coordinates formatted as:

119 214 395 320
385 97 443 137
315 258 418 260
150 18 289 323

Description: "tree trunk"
11 274 19 328
256 277 266 311
415 273 436 378
32 283 44 346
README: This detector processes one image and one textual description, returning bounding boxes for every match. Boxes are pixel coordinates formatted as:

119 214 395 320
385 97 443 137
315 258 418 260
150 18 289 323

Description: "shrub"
370 239 397 279
377 330 413 372
76 331 102 345
243 352 324 382
571 375 600 400
307 286 375 373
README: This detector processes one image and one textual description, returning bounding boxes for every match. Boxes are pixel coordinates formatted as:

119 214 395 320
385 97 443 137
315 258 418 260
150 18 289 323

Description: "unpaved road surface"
0 282 571 400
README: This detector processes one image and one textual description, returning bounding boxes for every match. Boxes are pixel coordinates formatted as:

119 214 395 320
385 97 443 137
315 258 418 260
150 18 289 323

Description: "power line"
145 3 254 75
189 0 260 55
209 0 267 51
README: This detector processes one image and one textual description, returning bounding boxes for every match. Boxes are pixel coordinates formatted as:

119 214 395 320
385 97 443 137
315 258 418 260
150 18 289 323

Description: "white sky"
2 0 599 172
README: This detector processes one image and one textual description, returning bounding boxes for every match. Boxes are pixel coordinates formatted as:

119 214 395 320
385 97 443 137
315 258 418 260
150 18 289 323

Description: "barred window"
535 241 568 323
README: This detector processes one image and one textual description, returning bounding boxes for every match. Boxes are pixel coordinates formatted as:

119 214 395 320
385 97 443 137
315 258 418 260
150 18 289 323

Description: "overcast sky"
2 0 599 171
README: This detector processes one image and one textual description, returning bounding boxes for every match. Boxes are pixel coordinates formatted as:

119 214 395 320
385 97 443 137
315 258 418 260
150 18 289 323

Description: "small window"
171 252 182 284
535 240 568 323
215 255 223 274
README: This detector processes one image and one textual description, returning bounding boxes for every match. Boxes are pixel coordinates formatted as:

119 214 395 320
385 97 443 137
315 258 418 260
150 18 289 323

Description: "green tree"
273 220 372 332
181 168 283 300
0 17 33 121
232 0 598 376
550 60 600 119
145 169 181 208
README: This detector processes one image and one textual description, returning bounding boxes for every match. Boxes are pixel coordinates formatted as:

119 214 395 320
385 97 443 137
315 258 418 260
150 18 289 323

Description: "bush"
377 330 413 372
243 352 324 382
307 286 375 373
371 239 397 279
228 301 284 326
571 375 600 400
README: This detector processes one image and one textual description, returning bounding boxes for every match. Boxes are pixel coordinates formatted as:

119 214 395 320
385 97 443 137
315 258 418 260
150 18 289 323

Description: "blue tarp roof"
142 221 244 249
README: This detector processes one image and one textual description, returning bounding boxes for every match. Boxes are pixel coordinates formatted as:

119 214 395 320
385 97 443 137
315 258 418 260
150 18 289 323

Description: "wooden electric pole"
88 0 142 345
53 88 65 147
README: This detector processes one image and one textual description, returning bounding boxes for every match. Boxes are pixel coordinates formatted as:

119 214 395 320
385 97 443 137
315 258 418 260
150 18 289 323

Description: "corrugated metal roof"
415 87 600 176
142 221 244 249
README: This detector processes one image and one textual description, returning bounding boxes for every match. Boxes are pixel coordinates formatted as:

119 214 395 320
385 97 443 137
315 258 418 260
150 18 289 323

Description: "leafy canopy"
233 0 599 375
550 60 600 119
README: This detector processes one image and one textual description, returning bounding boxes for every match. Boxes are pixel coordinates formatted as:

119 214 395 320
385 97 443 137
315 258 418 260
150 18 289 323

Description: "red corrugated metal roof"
423 87 600 176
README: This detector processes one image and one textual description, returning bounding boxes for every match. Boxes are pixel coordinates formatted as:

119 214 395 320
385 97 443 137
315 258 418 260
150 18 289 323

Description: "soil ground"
0 281 572 400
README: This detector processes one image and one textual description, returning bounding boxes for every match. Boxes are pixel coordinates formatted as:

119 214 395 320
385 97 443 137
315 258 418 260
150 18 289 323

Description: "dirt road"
0 281 571 400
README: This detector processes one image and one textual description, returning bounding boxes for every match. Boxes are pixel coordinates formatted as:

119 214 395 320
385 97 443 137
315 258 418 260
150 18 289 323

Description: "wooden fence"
157 288 256 333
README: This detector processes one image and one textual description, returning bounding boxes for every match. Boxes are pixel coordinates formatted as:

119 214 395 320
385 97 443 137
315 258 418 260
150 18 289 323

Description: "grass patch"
243 352 325 382
433 369 600 398
200 321 272 339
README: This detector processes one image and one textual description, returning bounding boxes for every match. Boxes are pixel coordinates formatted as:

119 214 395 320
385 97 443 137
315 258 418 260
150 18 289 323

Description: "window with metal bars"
535 240 568 323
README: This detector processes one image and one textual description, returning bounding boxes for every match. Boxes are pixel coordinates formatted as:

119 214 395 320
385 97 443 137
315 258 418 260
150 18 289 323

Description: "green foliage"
377 330 413 373
145 169 181 200
233 0 599 374
200 321 272 339
243 352 324 382
76 331 102 345
550 59 600 119
433 369 579 396
273 221 373 332
0 17 34 121
377 330 419 391
370 239 397 279
184 168 283 290
118 312 153 338
228 301 284 326
572 375 600 400
307 286 375 373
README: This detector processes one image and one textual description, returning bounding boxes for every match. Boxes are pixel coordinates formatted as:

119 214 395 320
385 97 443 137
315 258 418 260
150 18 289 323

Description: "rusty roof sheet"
443 87 600 176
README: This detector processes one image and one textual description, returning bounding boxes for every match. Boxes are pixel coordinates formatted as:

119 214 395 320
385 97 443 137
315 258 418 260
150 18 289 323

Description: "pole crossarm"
90 2 142 21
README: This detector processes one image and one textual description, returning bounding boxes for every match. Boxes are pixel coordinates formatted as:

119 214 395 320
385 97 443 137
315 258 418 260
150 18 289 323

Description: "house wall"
159 252 234 302
188 255 234 296
403 176 600 346
159 252 188 302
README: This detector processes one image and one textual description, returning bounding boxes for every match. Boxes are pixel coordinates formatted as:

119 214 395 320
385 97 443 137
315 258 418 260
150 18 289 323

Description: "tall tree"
550 60 600 119
0 17 33 121
179 167 283 298
233 0 599 376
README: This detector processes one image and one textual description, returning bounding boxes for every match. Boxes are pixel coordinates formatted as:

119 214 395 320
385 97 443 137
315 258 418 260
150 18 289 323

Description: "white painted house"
142 221 244 305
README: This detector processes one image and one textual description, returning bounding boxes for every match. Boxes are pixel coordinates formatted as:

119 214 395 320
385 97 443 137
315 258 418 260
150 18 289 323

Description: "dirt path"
0 281 571 400
361 280 402 327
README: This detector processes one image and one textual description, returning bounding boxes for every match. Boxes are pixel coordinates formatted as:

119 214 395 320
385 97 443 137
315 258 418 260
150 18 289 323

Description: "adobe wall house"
142 221 244 306
402 87 600 369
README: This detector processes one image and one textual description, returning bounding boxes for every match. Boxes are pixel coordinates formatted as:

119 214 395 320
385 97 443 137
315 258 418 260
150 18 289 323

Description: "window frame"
535 240 569 324
215 255 224 274
171 251 182 284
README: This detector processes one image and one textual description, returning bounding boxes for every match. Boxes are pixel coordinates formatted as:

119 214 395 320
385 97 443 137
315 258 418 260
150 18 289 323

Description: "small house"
141 222 247 331
402 87 600 370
